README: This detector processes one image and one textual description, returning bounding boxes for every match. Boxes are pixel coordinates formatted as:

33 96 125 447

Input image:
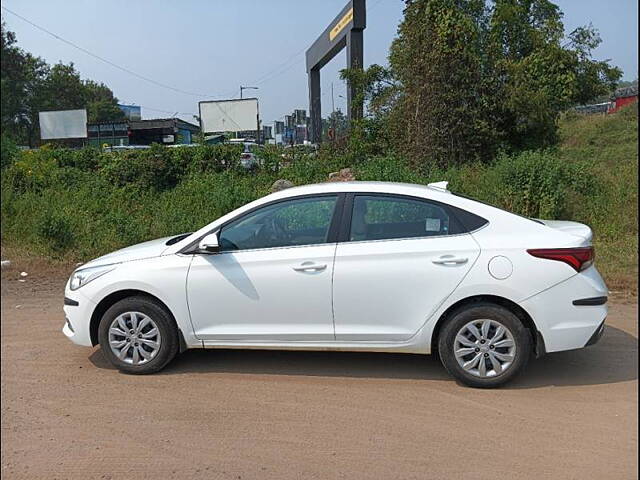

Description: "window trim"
338 192 482 244
181 193 346 254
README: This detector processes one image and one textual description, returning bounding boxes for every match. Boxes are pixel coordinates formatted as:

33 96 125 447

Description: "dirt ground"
1 266 637 480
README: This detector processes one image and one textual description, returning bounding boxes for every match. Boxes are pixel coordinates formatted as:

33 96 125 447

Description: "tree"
84 80 126 123
339 63 400 156
322 108 348 141
1 21 49 146
353 0 622 167
388 0 499 167
1 23 124 146
488 1 621 150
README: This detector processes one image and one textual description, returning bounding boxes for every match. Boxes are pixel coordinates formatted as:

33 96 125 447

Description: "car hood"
81 236 176 269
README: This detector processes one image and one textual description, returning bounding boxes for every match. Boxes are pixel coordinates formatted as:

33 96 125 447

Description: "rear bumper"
519 266 608 353
585 320 606 347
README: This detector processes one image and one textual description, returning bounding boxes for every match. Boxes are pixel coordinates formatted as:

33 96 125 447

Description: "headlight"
69 264 116 291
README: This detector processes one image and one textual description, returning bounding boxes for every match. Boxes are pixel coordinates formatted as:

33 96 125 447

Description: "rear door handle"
292 261 327 272
432 255 468 265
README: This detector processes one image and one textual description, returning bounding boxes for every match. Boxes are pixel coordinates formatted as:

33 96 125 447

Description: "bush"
489 150 592 219
0 107 636 294
1 134 19 170
6 150 59 193
37 211 75 253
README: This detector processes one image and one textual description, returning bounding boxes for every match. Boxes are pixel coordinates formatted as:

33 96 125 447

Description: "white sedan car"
63 181 607 387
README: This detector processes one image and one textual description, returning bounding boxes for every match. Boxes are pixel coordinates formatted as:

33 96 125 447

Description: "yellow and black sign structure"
305 0 366 144
329 8 354 41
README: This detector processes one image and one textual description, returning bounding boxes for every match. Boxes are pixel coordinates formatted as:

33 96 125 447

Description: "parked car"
239 142 259 170
63 181 607 387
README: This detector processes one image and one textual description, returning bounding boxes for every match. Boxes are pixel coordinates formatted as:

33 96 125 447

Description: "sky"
2 0 638 126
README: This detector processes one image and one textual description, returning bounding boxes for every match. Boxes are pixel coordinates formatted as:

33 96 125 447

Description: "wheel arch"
89 289 187 352
430 294 544 357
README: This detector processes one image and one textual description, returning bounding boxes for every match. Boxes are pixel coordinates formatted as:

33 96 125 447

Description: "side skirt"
197 340 430 355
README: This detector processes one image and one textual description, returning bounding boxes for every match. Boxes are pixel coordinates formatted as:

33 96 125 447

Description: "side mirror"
198 233 220 253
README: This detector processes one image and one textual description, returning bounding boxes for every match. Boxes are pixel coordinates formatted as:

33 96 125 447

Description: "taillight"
527 247 594 272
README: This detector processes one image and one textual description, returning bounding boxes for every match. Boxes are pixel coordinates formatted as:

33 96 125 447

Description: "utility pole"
331 82 335 116
331 82 336 142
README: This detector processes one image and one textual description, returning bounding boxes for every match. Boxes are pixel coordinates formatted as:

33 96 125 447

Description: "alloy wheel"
454 319 516 378
108 311 161 365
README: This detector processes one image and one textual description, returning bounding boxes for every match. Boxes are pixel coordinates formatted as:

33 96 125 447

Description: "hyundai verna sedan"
63 181 608 387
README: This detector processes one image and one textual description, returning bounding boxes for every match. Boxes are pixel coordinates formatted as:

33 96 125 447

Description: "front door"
332 194 480 341
187 195 341 341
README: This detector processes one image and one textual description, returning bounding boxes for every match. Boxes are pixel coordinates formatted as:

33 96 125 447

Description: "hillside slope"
558 105 638 292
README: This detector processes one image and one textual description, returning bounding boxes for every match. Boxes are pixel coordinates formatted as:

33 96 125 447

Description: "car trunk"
535 219 593 245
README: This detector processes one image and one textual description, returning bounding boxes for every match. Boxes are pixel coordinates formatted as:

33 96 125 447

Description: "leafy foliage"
343 0 622 169
1 22 124 146
1 106 636 270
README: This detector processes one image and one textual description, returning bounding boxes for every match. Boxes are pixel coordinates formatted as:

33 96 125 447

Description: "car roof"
163 179 575 255
268 181 444 198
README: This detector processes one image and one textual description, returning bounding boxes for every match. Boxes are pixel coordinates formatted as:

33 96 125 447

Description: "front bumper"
62 291 96 347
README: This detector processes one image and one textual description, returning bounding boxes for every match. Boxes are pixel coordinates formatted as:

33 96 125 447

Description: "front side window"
219 196 338 251
349 195 458 241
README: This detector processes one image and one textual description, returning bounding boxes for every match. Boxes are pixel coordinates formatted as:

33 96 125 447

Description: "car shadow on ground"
89 325 638 388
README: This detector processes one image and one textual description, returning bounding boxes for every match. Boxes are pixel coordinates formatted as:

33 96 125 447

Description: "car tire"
98 296 179 375
438 303 531 388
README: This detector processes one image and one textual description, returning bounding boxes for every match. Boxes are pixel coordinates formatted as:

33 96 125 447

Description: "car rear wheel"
98 296 179 374
438 303 531 388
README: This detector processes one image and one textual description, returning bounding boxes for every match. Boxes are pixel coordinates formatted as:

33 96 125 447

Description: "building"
574 102 611 115
262 125 273 141
609 83 638 113
284 115 294 130
87 118 200 147
293 109 307 125
280 109 311 145
87 121 129 147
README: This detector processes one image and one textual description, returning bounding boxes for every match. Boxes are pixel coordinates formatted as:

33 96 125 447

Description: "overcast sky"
2 0 637 125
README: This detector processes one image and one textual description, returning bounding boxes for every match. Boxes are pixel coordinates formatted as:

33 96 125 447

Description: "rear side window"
447 204 489 232
349 195 455 241
348 195 487 242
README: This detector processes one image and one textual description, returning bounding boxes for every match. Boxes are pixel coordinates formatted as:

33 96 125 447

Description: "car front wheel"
98 296 179 374
438 303 531 388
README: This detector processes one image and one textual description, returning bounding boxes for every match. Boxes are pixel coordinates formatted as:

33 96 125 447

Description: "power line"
1 6 222 99
118 101 197 118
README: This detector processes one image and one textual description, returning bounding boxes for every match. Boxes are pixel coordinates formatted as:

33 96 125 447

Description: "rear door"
332 194 481 341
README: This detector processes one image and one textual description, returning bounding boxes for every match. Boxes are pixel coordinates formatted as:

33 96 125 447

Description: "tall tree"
388 0 499 168
84 80 126 123
488 0 621 150
1 22 124 146
374 0 622 167
1 21 49 146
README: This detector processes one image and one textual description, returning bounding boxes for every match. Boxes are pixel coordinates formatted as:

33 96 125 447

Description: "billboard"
199 98 258 134
118 104 142 120
39 109 87 140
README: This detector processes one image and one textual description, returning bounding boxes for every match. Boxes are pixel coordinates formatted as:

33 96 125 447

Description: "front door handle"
292 261 327 272
432 255 468 265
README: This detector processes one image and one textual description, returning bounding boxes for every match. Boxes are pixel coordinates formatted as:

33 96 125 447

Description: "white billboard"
199 98 258 133
39 109 88 140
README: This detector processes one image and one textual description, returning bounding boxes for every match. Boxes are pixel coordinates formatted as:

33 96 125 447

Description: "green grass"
557 105 638 292
1 105 637 292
